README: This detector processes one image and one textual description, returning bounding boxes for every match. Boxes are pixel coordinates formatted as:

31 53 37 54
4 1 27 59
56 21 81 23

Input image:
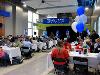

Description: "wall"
5 6 13 36
5 6 28 36
38 15 47 36
16 6 28 35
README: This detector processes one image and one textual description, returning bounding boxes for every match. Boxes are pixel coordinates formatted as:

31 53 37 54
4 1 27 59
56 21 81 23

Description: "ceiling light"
85 7 89 11
95 6 100 10
23 4 27 7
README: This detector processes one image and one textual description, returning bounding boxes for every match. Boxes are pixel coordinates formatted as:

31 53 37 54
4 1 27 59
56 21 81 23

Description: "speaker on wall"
34 32 36 35
0 23 2 28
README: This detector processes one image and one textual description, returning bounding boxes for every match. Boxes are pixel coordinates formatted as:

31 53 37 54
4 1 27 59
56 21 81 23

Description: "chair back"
21 47 30 53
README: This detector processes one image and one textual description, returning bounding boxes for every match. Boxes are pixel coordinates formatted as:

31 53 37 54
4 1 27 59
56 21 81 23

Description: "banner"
0 10 10 17
43 18 69 24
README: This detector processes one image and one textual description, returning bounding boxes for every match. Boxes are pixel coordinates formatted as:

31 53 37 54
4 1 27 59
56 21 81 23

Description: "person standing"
90 30 99 44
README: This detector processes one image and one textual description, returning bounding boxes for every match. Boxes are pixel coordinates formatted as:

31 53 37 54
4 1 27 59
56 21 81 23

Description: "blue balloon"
76 22 84 33
77 6 85 16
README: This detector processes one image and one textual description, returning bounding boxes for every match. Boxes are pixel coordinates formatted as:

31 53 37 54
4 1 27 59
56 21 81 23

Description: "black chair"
53 59 69 75
73 57 88 75
21 47 32 59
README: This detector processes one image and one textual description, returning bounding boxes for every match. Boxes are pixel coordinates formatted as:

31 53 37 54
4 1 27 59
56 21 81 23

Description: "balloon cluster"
71 6 87 33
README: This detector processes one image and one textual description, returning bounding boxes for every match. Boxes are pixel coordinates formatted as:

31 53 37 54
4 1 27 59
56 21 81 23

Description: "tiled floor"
0 52 49 75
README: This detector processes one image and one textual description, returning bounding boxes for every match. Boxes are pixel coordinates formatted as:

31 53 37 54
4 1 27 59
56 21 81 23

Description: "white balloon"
71 22 77 33
79 14 87 24
74 16 80 22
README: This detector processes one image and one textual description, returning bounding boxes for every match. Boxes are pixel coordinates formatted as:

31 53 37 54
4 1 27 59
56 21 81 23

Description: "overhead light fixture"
22 2 25 4
85 7 89 11
95 6 100 10
23 4 27 7
22 2 27 7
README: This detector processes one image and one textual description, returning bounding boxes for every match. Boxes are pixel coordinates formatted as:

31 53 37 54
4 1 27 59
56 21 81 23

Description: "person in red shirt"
75 39 83 52
64 39 72 51
0 47 5 58
51 40 69 73
0 47 10 66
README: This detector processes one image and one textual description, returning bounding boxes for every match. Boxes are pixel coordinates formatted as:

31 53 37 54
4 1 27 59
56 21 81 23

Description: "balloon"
79 14 87 24
74 16 80 22
71 22 77 33
76 22 84 33
77 6 85 16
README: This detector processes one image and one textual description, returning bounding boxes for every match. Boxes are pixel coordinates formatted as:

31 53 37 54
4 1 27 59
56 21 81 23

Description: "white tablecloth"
69 52 99 69
1 46 21 64
47 51 100 69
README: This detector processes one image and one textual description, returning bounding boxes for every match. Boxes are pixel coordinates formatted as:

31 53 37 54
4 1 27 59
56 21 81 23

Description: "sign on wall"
0 10 10 17
43 18 69 24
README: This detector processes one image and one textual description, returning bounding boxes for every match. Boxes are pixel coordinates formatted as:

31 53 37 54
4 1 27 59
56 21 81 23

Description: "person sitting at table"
13 37 22 47
85 39 93 53
75 39 84 51
51 40 69 73
94 38 100 53
76 39 90 52
22 37 32 48
90 30 99 44
5 39 12 47
0 47 10 66
64 39 72 51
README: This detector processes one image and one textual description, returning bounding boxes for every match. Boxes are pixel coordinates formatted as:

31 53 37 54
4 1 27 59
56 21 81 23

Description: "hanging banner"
43 18 69 24
0 10 10 17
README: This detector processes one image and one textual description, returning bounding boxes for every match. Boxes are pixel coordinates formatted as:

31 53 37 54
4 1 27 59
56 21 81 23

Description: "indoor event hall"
0 0 100 75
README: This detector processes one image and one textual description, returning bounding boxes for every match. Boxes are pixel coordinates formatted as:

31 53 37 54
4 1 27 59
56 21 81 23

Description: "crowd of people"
51 30 100 74
0 35 58 66
0 30 100 73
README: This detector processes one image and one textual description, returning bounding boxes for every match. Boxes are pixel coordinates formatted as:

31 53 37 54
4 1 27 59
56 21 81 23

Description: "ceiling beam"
37 5 77 10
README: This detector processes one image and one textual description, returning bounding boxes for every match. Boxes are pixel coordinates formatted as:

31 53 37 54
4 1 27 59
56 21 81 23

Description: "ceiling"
24 0 78 14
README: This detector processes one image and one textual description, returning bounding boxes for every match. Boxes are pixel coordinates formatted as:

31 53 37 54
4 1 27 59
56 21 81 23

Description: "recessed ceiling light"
85 7 89 11
23 4 27 7
22 2 25 4
95 6 100 10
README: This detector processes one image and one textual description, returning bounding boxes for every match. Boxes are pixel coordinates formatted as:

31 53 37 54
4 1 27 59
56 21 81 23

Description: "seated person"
13 38 22 47
75 39 84 51
51 40 69 73
22 38 32 48
64 39 72 51
0 47 10 66
85 39 93 53
94 38 100 53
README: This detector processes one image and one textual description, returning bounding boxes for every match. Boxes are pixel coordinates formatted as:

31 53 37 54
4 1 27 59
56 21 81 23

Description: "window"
94 22 96 31
33 13 39 23
28 23 32 28
28 29 32 36
28 11 39 37
28 11 33 22
98 17 100 36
